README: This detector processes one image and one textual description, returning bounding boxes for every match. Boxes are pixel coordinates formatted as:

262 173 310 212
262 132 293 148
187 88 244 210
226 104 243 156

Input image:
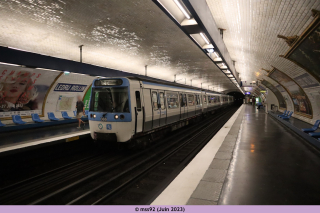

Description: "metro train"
88 77 234 148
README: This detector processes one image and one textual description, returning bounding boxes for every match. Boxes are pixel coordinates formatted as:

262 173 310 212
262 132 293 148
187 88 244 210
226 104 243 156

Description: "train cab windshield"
90 87 129 113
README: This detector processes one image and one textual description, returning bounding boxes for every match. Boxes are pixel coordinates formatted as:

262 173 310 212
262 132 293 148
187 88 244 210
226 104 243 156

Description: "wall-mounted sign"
54 83 87 92
56 95 74 111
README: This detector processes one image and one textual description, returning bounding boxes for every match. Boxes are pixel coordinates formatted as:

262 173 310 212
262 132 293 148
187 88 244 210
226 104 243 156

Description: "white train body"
88 77 233 143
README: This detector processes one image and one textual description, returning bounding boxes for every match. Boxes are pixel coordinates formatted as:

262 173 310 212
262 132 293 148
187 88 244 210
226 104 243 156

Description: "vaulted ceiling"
206 0 320 84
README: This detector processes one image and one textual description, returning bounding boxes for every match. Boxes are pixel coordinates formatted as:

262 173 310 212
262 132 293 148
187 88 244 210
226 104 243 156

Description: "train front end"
88 78 133 143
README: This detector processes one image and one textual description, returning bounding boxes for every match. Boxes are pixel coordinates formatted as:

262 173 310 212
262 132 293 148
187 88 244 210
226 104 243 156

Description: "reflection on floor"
219 105 320 205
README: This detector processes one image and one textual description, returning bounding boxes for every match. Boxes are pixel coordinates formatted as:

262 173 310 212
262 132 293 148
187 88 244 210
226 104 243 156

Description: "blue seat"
61 111 72 119
0 120 5 127
31 113 44 123
309 132 320 137
302 120 320 133
12 115 26 125
282 111 293 120
47 112 59 121
278 110 288 118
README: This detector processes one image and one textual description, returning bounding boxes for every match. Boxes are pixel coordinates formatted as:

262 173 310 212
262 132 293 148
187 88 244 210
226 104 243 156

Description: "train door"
203 94 207 113
151 90 160 129
159 91 166 127
143 89 152 132
195 94 201 115
134 90 143 133
180 93 186 120
187 93 195 118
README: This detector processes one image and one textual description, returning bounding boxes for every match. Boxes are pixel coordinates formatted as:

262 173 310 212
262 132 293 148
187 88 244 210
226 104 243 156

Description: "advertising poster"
0 65 60 118
261 80 286 109
269 69 312 117
294 73 320 89
276 84 286 93
83 86 92 111
288 24 320 83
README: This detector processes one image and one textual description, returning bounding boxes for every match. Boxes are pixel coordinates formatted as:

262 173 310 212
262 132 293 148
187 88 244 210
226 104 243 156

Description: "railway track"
0 106 238 205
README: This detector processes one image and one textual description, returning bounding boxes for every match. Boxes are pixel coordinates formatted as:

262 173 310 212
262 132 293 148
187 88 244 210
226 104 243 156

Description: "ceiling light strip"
173 0 191 19
200 32 210 45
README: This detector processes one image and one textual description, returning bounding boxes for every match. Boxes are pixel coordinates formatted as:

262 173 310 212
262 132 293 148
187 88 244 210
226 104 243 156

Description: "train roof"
125 76 227 95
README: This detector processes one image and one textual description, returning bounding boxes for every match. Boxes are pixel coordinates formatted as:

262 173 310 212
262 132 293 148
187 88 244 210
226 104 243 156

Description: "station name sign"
54 83 87 92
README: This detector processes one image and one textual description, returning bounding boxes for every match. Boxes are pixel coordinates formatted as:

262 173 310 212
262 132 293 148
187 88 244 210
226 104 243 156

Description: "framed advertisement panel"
283 10 320 84
0 65 61 119
268 68 312 118
261 80 286 109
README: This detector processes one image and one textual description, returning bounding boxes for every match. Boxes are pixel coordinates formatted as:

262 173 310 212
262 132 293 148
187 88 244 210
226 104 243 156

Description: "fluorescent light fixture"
157 0 179 23
213 52 219 58
173 0 191 19
200 33 210 45
64 71 70 75
222 63 226 67
0 62 20 66
207 48 214 53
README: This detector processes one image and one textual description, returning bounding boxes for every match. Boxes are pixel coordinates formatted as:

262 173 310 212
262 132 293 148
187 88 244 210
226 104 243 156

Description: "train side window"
196 95 201 105
203 95 207 104
152 92 158 111
180 94 183 107
135 91 141 111
159 92 165 110
188 94 195 106
167 92 179 109
184 94 187 106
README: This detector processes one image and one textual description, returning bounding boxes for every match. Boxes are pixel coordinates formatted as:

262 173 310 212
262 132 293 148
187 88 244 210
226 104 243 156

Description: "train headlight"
114 115 119 119
120 115 125 120
93 114 96 118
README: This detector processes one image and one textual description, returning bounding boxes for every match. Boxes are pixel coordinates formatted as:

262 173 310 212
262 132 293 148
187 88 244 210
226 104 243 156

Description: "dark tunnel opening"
227 92 244 106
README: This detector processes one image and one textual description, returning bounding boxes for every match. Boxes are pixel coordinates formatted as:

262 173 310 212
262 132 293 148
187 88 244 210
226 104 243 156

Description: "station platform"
152 104 320 205
0 122 90 155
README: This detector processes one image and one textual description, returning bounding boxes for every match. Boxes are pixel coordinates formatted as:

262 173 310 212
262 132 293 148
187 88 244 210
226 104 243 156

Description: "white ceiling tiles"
206 0 320 83
0 0 238 93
